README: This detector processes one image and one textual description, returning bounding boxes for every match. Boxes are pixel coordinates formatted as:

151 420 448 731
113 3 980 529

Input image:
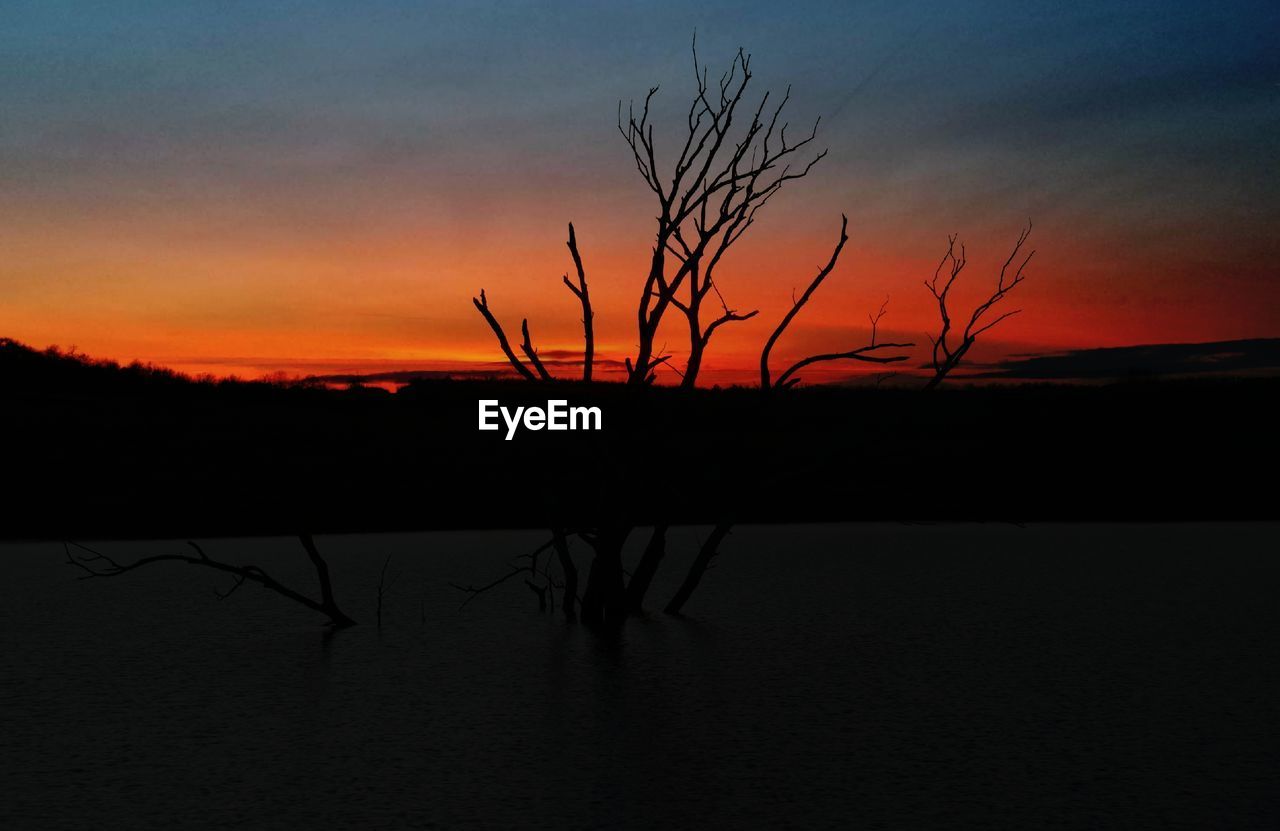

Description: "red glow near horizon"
3 213 1274 387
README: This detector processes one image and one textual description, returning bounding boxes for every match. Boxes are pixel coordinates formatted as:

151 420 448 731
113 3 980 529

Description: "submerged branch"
66 536 357 628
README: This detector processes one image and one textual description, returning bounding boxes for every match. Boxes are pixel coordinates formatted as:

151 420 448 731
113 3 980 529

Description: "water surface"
2 524 1277 828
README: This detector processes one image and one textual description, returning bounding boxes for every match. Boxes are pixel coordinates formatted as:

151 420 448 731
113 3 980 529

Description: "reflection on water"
2 524 1278 828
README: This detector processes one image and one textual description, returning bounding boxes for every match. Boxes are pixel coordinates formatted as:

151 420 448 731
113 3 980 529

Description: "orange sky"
2 201 1275 386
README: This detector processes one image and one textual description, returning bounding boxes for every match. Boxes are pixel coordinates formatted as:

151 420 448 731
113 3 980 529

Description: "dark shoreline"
4 339 1276 539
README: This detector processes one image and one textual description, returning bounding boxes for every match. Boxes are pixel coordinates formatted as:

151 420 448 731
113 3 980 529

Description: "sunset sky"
2 1 1277 384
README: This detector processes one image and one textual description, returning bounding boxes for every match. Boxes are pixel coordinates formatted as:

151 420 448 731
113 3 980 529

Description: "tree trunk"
299 534 357 628
580 526 631 625
682 331 704 389
924 348 966 391
626 525 668 613
630 244 670 385
552 527 578 622
665 523 732 616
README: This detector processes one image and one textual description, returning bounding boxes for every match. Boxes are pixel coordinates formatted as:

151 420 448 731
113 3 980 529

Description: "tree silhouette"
924 224 1035 390
760 215 914 389
472 37 906 390
458 39 1038 624
617 38 824 387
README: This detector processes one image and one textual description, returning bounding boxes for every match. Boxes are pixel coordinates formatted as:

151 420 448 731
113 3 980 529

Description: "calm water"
2 524 1278 829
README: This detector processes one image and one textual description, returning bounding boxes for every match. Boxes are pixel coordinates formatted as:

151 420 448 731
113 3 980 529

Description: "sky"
1 0 1277 384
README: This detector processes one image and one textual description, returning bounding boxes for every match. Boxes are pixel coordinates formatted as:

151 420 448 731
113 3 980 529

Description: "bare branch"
472 289 537 381
665 523 733 615
704 307 759 340
760 215 849 388
774 342 915 388
449 537 560 610
519 318 554 382
448 565 531 609
758 217 915 388
869 296 890 347
625 525 668 614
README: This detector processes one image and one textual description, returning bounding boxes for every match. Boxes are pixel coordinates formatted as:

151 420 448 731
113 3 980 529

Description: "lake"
2 523 1277 828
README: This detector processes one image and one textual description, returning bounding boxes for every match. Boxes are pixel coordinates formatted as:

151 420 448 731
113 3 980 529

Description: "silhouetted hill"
968 338 1280 381
2 337 1274 538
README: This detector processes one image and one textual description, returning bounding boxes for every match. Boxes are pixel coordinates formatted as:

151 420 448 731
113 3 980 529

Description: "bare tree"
473 37 833 387
760 215 914 388
619 37 826 388
924 223 1034 390
460 37 1041 626
66 534 356 628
